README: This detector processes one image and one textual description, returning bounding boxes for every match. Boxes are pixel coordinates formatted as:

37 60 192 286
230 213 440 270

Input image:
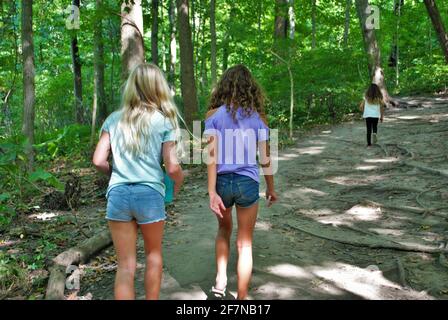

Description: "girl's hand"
209 192 226 218
266 189 278 208
380 117 384 123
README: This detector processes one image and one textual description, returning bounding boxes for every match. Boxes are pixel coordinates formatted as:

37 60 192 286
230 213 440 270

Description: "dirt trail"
81 96 448 300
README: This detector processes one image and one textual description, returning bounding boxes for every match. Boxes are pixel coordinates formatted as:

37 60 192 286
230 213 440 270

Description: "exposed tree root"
363 200 447 217
403 161 448 178
285 218 448 254
339 185 423 195
45 229 112 300
396 257 409 288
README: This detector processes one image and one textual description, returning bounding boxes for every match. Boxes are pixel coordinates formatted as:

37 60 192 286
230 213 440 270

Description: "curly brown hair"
208 64 266 120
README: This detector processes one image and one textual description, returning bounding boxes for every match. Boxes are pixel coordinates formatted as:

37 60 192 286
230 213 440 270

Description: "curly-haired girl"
204 65 278 300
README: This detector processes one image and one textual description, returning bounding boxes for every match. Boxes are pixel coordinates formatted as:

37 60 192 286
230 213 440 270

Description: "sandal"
210 286 226 300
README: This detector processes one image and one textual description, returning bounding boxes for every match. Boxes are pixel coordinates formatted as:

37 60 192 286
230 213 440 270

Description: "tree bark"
45 229 112 300
355 0 394 106
2 0 18 136
423 0 448 64
176 0 199 129
288 0 295 40
21 0 35 171
121 0 145 80
210 0 217 86
274 0 287 40
91 0 107 146
344 0 351 47
71 0 83 124
312 0 317 48
168 0 177 91
151 0 159 65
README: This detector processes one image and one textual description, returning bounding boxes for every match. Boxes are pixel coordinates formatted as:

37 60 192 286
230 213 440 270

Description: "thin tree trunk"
210 0 217 86
108 18 118 109
21 0 35 171
344 0 351 47
222 35 229 73
288 0 295 40
395 0 402 87
151 0 159 65
191 0 195 48
312 0 317 49
176 0 199 129
355 0 394 106
2 0 18 136
423 0 448 64
194 0 202 84
200 7 207 93
91 0 107 145
168 0 177 92
121 0 145 80
71 0 83 124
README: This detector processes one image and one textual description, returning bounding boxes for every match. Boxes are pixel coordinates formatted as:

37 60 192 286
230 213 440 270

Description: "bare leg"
108 220 138 300
215 207 233 291
235 203 258 300
140 220 165 300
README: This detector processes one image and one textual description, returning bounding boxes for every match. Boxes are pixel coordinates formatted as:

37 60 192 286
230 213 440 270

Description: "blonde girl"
93 63 184 300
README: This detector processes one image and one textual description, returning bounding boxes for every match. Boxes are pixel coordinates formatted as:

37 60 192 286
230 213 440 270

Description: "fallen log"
45 229 112 300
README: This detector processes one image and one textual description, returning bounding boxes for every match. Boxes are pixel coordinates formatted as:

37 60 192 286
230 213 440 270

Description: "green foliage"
0 252 27 295
399 58 448 95
0 135 64 228
34 124 91 161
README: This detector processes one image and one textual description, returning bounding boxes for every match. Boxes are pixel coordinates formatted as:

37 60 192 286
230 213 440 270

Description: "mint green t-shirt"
101 110 176 198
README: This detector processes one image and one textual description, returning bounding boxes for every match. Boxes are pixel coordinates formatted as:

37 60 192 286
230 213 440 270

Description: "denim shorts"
216 173 260 209
106 184 166 225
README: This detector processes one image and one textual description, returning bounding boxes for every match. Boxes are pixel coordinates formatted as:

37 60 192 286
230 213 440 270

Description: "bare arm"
163 141 184 196
93 131 112 176
206 135 226 218
380 104 385 121
359 100 365 113
258 140 278 206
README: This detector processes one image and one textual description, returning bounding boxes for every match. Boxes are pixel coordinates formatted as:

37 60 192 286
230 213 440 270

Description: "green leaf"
28 169 53 182
28 169 65 191
0 193 10 203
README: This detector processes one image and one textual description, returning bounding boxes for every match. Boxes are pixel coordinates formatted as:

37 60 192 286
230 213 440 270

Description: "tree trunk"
194 1 202 84
423 0 448 64
288 0 295 40
344 0 351 47
121 0 145 80
210 0 217 86
168 0 177 92
3 0 18 137
222 35 229 73
355 0 394 106
176 0 199 129
91 0 107 145
21 0 35 171
71 0 83 124
312 0 317 48
274 0 287 40
151 0 159 65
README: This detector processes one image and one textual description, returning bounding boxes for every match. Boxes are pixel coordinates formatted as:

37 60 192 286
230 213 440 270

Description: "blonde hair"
118 63 182 156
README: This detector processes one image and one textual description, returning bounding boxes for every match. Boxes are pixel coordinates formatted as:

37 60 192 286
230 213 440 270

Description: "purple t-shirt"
204 105 269 183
